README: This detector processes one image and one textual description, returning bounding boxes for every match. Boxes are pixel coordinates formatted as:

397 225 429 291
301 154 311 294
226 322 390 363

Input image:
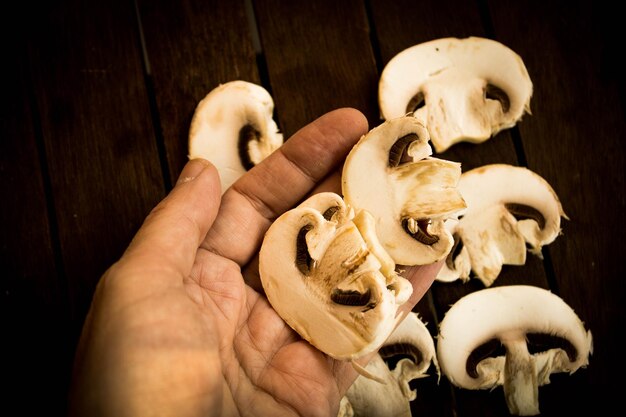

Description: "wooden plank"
137 0 261 185
1 6 71 416
488 1 626 415
369 1 552 415
253 1 446 413
5 3 616 417
253 0 380 137
27 0 165 343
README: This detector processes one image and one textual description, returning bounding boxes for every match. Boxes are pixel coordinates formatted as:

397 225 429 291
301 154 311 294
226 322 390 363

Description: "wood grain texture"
1 7 72 415
370 1 552 415
254 0 380 137
3 1 620 416
27 0 164 345
138 0 261 185
489 0 626 414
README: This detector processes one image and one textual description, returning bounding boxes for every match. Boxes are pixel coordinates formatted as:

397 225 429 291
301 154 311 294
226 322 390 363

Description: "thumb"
121 158 222 279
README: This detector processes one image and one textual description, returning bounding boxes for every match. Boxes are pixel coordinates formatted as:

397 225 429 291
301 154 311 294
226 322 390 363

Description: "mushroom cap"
382 312 439 399
437 164 566 286
379 37 533 153
342 116 466 266
259 192 412 360
342 312 437 416
343 355 412 417
437 285 593 390
188 80 283 193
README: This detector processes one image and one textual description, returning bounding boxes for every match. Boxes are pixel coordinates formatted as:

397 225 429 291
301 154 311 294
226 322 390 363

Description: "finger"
334 261 441 394
203 107 368 266
240 168 344 292
399 260 442 314
308 169 343 195
120 159 222 280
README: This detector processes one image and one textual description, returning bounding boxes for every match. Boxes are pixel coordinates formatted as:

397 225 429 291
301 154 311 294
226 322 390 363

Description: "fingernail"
176 158 210 186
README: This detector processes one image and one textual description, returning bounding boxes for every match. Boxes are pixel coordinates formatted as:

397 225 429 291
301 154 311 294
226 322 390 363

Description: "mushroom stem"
503 338 539 416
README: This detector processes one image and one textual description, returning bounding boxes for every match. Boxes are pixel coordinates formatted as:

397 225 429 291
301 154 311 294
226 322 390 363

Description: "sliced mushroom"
340 356 411 417
437 164 567 286
379 37 533 153
437 285 593 416
379 311 439 401
188 80 283 193
340 312 439 417
337 396 354 417
259 192 413 361
342 116 466 266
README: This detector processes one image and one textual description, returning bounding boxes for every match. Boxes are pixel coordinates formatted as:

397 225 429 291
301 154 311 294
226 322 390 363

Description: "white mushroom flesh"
341 356 412 417
259 192 413 360
188 80 283 193
437 164 566 286
437 285 593 416
379 37 533 153
380 312 439 400
342 116 466 266
340 312 438 417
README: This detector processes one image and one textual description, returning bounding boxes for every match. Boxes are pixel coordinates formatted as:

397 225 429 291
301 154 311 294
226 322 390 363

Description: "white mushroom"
379 37 533 153
339 312 439 417
342 116 466 267
188 80 283 193
437 285 593 416
382 311 440 400
437 164 567 286
337 397 354 417
339 356 410 417
259 192 413 363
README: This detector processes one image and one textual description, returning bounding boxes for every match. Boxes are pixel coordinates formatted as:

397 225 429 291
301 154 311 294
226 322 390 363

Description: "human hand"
69 108 441 417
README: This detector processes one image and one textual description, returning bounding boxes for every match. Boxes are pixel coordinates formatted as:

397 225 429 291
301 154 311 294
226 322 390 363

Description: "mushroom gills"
378 37 533 153
238 123 261 170
405 91 426 114
403 217 439 245
435 164 565 286
188 80 283 194
323 205 341 221
445 232 464 270
296 224 314 275
379 342 425 371
342 115 465 267
436 285 592 416
485 83 511 113
505 203 546 229
406 83 511 113
339 312 438 417
331 288 373 309
466 334 579 379
389 134 420 167
259 192 415 363
526 333 577 362
466 338 507 378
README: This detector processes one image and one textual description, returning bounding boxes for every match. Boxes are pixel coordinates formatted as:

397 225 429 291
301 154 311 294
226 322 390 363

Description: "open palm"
69 108 440 417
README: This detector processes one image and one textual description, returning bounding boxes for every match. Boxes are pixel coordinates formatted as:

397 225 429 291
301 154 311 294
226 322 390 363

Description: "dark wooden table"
3 1 624 416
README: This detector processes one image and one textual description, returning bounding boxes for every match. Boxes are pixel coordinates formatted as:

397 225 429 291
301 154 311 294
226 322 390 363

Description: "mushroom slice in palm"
379 37 533 153
437 285 593 416
188 80 283 193
340 312 439 417
342 116 466 266
259 192 413 362
437 164 566 286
